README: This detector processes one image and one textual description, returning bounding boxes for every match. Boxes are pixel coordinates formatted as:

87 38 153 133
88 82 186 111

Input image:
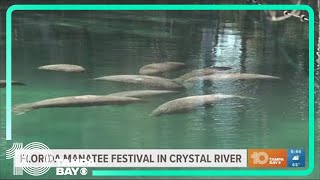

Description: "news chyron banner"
6 142 305 177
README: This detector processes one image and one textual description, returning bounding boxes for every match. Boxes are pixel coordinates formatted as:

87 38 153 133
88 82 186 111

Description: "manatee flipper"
12 104 33 115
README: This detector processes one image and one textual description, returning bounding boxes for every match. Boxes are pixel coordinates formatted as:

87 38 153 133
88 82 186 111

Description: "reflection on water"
0 10 318 178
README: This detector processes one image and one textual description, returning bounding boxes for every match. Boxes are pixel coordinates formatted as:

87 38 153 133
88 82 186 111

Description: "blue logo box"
287 149 305 167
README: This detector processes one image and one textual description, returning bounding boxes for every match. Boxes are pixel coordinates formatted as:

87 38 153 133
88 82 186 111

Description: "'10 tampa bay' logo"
6 142 52 176
248 149 305 168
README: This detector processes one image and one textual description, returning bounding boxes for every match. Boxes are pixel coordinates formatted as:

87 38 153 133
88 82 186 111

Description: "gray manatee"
108 90 179 98
13 95 146 115
93 75 185 90
139 62 186 75
150 93 255 116
185 73 281 82
174 67 232 83
0 80 26 88
38 64 86 73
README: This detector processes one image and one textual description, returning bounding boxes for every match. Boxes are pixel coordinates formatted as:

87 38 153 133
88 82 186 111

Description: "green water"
0 10 318 179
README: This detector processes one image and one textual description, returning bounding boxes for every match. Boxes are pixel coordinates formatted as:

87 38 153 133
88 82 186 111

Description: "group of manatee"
1 62 281 116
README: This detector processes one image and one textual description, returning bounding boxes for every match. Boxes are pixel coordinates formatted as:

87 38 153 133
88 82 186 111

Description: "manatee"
0 80 26 88
139 62 187 75
13 95 145 115
93 75 185 90
185 73 281 82
108 90 179 98
38 64 86 73
151 93 255 116
174 67 232 83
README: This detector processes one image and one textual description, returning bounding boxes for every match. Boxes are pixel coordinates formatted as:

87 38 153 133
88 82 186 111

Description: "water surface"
0 10 317 179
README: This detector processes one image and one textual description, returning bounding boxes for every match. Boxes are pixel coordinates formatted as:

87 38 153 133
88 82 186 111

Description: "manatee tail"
234 95 257 100
172 77 184 84
257 75 281 80
149 107 162 117
12 104 33 115
149 111 160 117
174 78 196 90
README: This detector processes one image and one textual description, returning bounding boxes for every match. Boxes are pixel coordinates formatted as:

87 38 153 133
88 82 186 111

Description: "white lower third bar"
15 149 248 168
